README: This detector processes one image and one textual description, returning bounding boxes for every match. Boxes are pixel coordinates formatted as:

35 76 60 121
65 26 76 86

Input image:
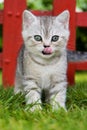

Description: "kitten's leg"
25 90 41 111
23 80 41 111
50 82 67 110
14 73 23 94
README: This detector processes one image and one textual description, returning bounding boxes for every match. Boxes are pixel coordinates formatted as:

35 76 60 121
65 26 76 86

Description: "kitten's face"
22 10 70 60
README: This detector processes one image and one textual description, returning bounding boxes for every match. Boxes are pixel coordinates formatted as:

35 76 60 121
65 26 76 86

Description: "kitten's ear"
55 10 70 29
23 10 37 29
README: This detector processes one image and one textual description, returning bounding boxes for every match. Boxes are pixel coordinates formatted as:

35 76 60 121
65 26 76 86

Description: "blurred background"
0 0 87 52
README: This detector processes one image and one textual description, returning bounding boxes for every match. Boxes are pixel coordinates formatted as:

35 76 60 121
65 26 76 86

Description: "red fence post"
53 0 76 85
3 0 27 86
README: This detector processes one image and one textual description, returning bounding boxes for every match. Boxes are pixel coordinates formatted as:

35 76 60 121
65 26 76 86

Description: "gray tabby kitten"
14 10 87 111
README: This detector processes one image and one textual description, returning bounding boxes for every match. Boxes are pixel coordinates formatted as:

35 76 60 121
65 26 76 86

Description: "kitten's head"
22 10 70 64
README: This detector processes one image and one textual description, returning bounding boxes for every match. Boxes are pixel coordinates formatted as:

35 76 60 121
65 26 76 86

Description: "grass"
0 70 2 85
76 71 87 83
0 72 87 130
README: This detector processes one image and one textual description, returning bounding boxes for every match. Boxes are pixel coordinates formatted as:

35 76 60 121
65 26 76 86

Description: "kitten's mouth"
42 47 53 55
42 51 52 55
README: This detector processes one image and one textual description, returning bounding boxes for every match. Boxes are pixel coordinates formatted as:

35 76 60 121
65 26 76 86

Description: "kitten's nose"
44 45 50 48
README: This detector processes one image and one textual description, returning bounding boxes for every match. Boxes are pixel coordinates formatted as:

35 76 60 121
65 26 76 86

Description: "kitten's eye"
51 35 59 42
34 35 42 41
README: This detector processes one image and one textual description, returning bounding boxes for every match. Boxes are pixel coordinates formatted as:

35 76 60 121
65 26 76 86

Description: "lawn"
0 71 87 130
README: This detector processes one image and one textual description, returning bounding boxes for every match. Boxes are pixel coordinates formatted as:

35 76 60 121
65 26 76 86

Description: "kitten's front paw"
25 102 42 112
25 91 42 112
51 101 67 111
29 104 42 112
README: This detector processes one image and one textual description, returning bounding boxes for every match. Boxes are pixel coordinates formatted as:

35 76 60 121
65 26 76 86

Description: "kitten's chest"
25 59 56 78
24 56 67 88
29 63 57 88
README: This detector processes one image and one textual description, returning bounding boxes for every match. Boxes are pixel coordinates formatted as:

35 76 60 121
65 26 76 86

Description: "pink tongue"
43 47 52 54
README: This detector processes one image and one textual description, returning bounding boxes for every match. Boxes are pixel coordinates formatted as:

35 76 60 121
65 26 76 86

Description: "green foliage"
27 0 53 10
77 0 87 11
0 3 4 9
76 71 87 82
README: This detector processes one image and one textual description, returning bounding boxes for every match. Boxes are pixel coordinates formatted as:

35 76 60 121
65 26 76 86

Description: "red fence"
0 0 87 87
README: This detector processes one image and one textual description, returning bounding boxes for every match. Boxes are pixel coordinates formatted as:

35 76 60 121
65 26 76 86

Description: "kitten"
14 10 70 111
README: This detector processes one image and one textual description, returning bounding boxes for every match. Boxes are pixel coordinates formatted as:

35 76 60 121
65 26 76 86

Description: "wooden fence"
0 0 87 87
